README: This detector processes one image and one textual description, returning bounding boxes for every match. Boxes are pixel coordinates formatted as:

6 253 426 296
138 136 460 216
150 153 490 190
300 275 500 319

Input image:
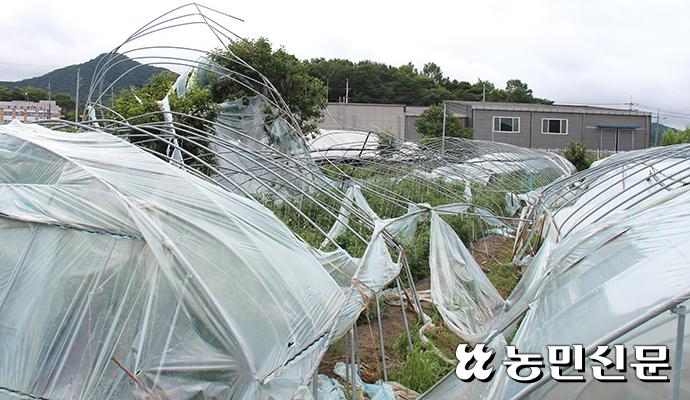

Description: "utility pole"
441 103 447 155
655 107 661 146
74 68 80 123
345 79 349 104
482 84 486 102
47 81 52 119
47 82 52 120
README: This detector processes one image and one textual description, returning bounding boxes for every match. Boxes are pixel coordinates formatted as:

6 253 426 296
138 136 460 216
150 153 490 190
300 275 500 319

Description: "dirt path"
319 300 410 382
470 234 513 272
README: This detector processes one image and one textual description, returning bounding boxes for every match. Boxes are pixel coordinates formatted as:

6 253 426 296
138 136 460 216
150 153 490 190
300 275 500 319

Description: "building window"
493 116 520 133
542 118 568 135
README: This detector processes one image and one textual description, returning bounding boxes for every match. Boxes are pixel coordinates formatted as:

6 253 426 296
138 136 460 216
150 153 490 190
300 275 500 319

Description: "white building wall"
0 100 62 124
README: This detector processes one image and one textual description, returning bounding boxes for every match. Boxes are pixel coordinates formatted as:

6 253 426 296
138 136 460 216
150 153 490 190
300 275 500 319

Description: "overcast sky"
1 0 689 127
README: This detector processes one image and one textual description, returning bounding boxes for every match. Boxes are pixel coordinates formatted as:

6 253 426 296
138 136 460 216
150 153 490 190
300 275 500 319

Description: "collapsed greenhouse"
1 4 689 400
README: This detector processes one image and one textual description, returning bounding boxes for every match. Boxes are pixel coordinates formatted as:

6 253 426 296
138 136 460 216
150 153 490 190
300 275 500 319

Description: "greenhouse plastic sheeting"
315 375 347 400
429 212 507 344
321 185 379 247
310 247 360 289
422 185 690 399
0 121 346 399
515 186 545 205
420 164 492 185
376 203 424 245
320 186 514 343
550 158 690 239
155 94 183 163
411 147 573 188
329 232 402 340
415 153 533 186
333 362 395 400
313 213 403 341
324 185 510 247
308 130 379 160
314 185 408 341
531 149 576 176
211 96 317 195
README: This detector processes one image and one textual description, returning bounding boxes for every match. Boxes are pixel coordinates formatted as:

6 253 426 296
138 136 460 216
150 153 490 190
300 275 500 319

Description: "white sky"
1 0 689 127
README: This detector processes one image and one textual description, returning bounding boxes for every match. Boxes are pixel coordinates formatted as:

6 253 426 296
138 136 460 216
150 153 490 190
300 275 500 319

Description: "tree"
443 79 536 103
563 141 594 171
52 92 75 119
660 127 690 146
304 58 355 102
207 38 326 134
504 79 533 102
505 79 552 104
112 71 220 174
24 87 49 102
0 86 9 101
415 103 472 140
349 60 393 103
304 58 554 106
422 62 446 85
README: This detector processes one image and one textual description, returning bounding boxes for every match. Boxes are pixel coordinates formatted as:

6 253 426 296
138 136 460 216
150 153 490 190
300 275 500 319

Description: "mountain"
650 122 676 145
0 53 172 98
651 122 675 134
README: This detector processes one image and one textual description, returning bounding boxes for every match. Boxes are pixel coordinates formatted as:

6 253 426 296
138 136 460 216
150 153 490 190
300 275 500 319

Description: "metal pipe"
672 305 687 400
375 293 388 381
358 131 373 158
441 103 447 155
350 327 357 399
344 329 350 389
401 253 424 318
312 368 318 400
397 277 414 352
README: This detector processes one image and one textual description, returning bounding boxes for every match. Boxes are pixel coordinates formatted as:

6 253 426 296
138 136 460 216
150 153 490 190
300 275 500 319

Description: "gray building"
320 103 447 142
403 106 428 142
321 103 408 141
446 101 652 151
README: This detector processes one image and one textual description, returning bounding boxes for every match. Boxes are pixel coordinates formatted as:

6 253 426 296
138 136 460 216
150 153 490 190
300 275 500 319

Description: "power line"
636 103 690 119
555 100 690 120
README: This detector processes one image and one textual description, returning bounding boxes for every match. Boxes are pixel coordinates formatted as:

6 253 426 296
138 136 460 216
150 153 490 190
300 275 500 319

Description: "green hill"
650 122 676 145
0 53 171 99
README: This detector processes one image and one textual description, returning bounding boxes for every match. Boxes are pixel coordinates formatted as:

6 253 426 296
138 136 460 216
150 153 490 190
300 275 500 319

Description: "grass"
484 241 520 297
391 320 454 393
391 348 453 393
487 261 520 298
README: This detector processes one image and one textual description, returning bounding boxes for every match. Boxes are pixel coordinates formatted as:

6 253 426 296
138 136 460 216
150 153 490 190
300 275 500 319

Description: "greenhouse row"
0 4 688 400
